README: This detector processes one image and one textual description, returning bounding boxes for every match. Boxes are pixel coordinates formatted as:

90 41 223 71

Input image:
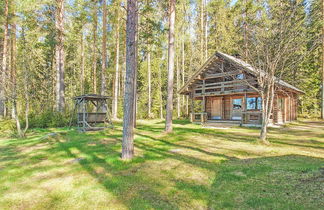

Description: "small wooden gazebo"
71 94 113 131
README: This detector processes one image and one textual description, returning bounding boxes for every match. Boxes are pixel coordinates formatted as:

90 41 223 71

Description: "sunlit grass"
0 119 323 209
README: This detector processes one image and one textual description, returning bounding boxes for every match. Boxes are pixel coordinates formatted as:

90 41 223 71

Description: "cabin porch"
189 92 298 127
190 93 263 126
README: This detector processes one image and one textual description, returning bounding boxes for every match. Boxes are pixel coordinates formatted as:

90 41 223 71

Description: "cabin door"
211 98 222 120
232 98 243 120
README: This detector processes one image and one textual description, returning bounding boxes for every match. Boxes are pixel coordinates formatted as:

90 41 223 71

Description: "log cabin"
179 52 304 126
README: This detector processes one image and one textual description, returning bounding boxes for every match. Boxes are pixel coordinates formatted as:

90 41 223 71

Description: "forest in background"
0 0 322 129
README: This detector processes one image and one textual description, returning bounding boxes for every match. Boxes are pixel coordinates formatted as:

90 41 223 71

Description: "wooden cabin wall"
272 92 299 124
204 92 298 123
224 96 231 120
272 96 278 123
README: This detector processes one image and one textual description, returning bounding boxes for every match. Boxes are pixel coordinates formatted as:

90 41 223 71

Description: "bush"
21 111 71 128
0 119 16 137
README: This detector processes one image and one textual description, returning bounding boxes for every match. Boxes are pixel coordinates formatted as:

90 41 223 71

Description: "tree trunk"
92 2 98 94
321 0 324 119
176 53 180 119
147 49 152 118
0 0 9 118
113 5 120 119
200 0 204 64
10 20 16 119
18 27 29 137
243 0 248 58
101 0 107 95
158 61 163 119
11 20 22 136
204 0 208 61
181 35 185 111
165 0 176 133
122 0 138 160
259 82 274 145
55 0 65 112
81 28 85 94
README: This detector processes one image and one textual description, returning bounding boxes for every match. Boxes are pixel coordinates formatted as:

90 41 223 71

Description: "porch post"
202 79 206 113
202 96 206 112
242 92 247 125
190 91 194 122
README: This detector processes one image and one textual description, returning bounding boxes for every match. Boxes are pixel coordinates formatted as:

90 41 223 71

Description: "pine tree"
165 0 176 133
122 0 138 160
55 0 65 112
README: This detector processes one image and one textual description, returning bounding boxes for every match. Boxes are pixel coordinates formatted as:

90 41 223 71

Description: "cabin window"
246 97 262 110
232 99 242 110
236 73 244 80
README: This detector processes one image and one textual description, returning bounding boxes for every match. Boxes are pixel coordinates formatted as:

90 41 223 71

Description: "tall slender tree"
321 0 324 119
0 0 9 118
55 0 65 112
165 0 176 133
113 1 121 119
101 0 107 95
92 1 98 94
80 28 85 94
147 48 152 117
122 0 138 160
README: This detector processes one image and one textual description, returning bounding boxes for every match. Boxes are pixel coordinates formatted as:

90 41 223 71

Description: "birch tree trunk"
55 0 65 112
176 53 180 118
181 35 185 110
0 0 9 118
113 5 120 119
11 20 22 136
165 0 176 133
11 20 17 119
259 78 275 144
101 0 107 95
122 0 138 160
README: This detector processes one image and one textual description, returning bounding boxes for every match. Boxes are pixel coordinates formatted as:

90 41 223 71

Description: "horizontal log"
194 89 257 97
196 79 257 88
203 70 242 79
195 82 258 91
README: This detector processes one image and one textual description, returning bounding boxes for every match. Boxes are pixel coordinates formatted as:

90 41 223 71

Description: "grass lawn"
0 119 323 210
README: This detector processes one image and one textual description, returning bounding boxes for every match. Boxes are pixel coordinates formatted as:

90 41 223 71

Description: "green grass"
0 119 323 209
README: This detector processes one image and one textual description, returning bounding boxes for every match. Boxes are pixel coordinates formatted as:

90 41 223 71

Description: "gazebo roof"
73 94 111 100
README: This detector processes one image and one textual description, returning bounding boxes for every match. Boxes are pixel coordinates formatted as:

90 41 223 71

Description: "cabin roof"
179 51 304 95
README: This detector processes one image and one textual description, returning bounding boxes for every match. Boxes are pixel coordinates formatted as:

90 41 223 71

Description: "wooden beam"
194 89 256 97
204 70 242 79
195 81 258 91
196 78 257 88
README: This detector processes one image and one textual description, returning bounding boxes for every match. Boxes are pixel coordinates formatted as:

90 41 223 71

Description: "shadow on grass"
208 155 324 209
51 121 323 209
1 120 323 209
